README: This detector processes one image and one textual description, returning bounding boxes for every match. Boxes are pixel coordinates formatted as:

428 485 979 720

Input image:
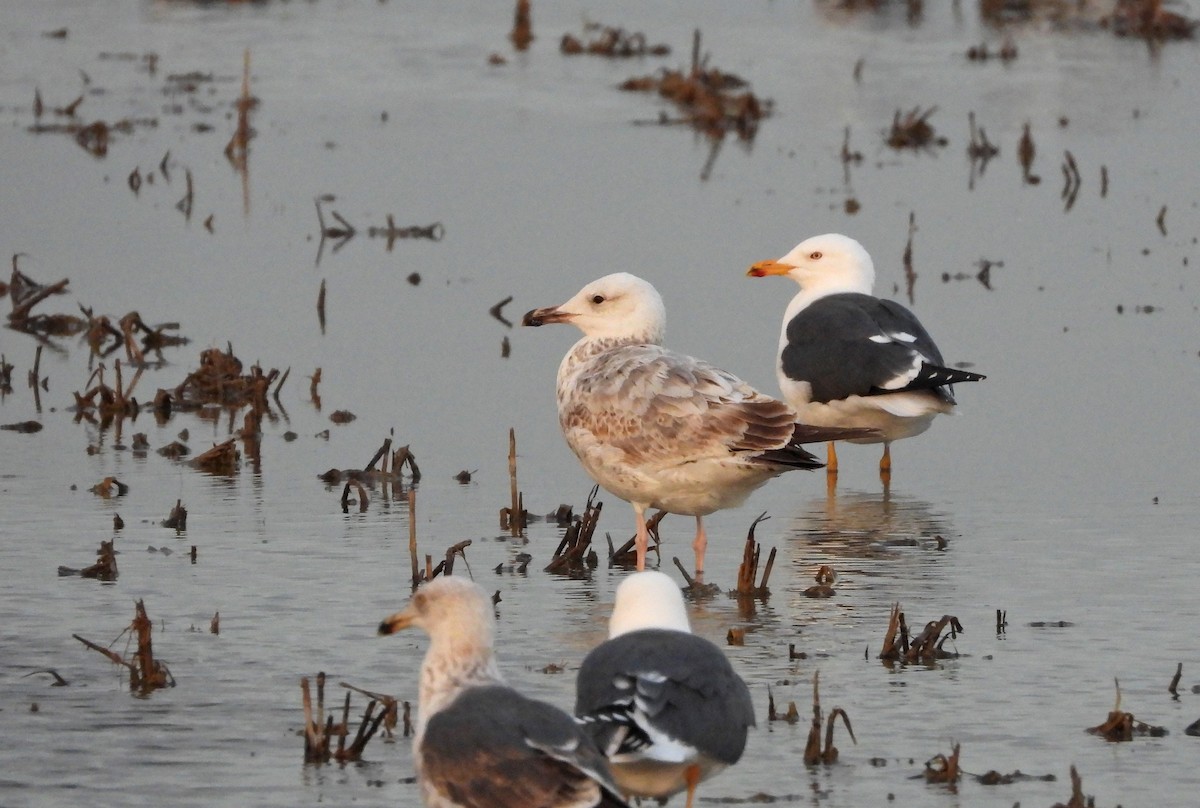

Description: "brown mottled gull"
378 576 628 808
522 272 867 575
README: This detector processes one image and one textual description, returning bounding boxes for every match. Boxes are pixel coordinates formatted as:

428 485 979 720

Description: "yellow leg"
826 441 838 474
879 443 892 487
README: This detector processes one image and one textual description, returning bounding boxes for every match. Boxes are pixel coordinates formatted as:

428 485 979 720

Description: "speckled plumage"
523 273 848 574
379 577 628 808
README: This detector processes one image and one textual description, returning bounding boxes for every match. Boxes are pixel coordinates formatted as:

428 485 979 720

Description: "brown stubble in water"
73 600 174 694
301 672 389 765
803 671 856 765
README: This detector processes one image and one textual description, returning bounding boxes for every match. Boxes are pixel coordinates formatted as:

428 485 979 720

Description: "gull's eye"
591 294 606 305
809 251 823 260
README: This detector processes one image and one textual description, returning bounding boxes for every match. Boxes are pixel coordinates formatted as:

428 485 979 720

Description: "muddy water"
2 2 1198 807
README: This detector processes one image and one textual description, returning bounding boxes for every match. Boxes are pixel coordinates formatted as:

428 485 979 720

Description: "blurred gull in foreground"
522 272 870 577
575 571 755 808
379 576 629 808
748 233 985 481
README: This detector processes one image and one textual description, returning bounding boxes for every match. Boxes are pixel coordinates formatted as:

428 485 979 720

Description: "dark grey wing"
575 630 755 766
782 294 980 403
422 686 628 808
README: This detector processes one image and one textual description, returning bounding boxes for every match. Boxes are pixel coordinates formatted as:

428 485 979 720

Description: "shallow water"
2 2 1198 807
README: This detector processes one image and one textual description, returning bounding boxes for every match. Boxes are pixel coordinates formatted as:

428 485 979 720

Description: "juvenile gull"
575 571 754 808
747 233 985 478
378 576 628 808
522 272 868 575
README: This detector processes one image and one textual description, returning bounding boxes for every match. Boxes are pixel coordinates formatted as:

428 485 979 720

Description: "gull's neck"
416 634 503 740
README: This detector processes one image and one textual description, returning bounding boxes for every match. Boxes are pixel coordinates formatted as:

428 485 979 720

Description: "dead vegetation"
620 29 771 148
803 565 838 599
886 105 947 150
544 486 602 574
301 672 392 764
73 599 174 693
560 22 671 57
1106 0 1197 39
318 437 422 511
803 671 856 765
766 685 800 725
924 742 961 785
7 259 84 338
1086 678 1167 740
509 0 533 51
731 512 775 598
499 428 528 535
314 196 443 264
28 88 157 158
879 602 963 664
58 538 118 581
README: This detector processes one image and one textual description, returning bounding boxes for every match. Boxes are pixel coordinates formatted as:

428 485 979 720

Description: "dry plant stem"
924 743 961 784
803 671 823 764
340 682 399 738
365 438 391 473
545 487 603 573
672 557 698 587
442 540 472 577
408 487 419 589
503 428 525 535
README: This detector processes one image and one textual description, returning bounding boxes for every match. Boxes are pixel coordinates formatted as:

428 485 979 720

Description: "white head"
608 571 692 638
522 272 666 345
747 233 875 296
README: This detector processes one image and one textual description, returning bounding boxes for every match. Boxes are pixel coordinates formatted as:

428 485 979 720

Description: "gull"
575 571 754 808
379 576 629 808
522 272 869 576
747 233 985 480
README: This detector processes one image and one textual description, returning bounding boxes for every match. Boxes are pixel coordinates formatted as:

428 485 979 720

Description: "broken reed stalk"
73 599 173 692
766 684 799 724
408 487 419 589
500 428 527 535
880 602 904 660
1086 676 1167 740
734 512 773 595
191 439 239 474
365 438 392 473
924 743 961 784
439 539 473 578
803 671 824 764
340 681 400 739
545 486 603 573
802 671 857 765
302 673 326 762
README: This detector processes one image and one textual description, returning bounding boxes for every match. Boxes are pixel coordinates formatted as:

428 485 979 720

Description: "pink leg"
634 505 648 571
692 515 707 577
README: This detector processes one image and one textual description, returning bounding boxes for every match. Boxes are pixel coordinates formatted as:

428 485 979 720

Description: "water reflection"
772 486 961 630
787 487 954 558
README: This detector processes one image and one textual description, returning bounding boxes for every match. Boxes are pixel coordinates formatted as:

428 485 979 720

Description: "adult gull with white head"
747 234 985 479
574 571 754 808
